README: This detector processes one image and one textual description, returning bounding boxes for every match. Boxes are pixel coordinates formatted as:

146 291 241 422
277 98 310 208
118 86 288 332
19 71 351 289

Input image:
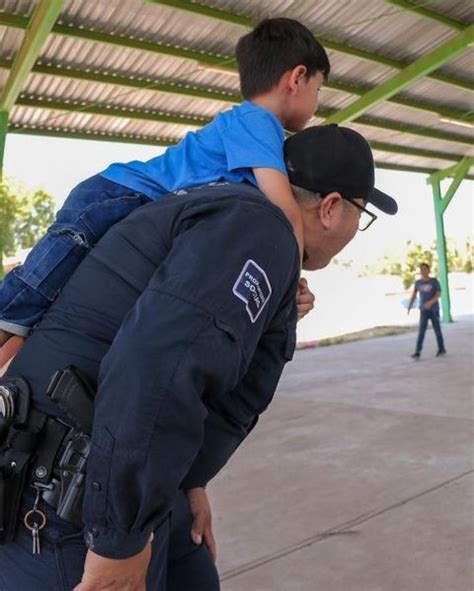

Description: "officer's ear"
318 192 343 230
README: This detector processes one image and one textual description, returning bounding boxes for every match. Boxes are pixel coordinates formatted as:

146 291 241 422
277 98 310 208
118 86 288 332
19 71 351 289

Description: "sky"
4 132 473 271
4 132 472 340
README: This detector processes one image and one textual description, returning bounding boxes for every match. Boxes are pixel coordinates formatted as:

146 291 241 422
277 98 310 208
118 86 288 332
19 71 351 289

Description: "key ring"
23 509 47 531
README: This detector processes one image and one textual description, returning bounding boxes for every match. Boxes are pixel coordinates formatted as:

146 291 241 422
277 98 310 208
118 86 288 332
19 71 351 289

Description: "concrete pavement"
211 315 474 591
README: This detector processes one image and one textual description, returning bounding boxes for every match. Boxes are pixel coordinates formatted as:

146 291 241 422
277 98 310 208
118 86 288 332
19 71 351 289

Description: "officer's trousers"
0 489 220 591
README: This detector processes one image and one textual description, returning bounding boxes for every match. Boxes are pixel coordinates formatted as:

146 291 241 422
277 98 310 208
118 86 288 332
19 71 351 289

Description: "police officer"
0 125 397 590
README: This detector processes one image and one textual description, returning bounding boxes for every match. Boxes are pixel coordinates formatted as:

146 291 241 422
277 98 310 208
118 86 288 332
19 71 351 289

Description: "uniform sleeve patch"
232 259 272 323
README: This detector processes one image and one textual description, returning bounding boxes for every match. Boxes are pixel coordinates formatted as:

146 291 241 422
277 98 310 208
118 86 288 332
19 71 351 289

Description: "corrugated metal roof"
0 0 472 178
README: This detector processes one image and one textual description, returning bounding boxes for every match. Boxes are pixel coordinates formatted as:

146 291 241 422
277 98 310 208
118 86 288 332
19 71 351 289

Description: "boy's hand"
74 543 152 591
296 277 315 321
186 487 217 562
0 331 25 372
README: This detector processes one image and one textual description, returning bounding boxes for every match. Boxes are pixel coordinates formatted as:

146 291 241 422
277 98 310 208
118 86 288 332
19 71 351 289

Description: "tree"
0 180 19 278
0 179 55 278
463 239 473 273
358 237 473 289
401 242 435 289
13 188 55 251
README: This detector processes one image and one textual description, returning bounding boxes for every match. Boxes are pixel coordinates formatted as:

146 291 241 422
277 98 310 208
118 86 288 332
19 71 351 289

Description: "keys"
31 521 41 554
23 493 47 555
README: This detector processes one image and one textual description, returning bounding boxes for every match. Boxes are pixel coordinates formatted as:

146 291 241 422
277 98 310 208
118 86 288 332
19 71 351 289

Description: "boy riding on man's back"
0 18 330 360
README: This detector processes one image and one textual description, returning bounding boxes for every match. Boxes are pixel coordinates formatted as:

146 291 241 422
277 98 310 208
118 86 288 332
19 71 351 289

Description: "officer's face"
301 193 360 270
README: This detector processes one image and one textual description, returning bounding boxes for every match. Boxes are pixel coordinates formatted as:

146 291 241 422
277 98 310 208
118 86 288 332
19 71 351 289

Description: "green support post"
431 180 452 322
0 111 8 180
0 0 65 113
427 157 474 323
0 110 8 277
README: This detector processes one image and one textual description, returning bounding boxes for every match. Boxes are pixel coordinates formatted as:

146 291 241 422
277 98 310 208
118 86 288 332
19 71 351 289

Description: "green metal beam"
0 10 471 94
147 1 473 93
6 122 474 181
0 1 65 112
14 96 470 162
149 0 250 26
353 115 471 146
16 97 211 127
369 140 465 162
438 159 472 213
381 161 474 178
427 156 474 183
12 81 472 146
0 57 239 103
1 54 469 126
381 0 464 31
325 25 474 125
8 123 176 147
329 79 473 123
0 12 229 67
154 0 465 32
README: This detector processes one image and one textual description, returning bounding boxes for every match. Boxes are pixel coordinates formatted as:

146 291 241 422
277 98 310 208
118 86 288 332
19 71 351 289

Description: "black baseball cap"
284 124 398 215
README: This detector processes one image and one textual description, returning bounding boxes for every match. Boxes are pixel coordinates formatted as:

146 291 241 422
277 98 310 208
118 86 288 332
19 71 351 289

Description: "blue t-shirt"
100 101 286 199
415 277 441 309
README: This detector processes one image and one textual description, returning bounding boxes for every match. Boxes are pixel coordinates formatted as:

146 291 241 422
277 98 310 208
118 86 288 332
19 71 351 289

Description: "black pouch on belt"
0 377 43 543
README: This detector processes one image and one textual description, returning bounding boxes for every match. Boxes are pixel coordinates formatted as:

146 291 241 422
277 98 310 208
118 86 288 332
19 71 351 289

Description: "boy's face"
420 265 430 279
286 70 324 132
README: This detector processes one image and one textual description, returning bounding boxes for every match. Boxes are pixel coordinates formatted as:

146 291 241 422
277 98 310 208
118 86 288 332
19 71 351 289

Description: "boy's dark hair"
235 18 330 100
420 263 431 270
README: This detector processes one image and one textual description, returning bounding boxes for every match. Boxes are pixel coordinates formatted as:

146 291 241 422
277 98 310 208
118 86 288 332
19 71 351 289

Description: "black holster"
0 367 95 543
0 376 40 543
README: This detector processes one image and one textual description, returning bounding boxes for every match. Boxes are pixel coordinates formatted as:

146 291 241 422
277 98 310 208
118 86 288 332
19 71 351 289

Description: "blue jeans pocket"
14 229 91 301
10 175 149 308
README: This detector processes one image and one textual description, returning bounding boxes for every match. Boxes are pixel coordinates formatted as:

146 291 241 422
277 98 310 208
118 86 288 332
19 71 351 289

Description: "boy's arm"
407 286 418 314
253 167 304 262
423 290 441 310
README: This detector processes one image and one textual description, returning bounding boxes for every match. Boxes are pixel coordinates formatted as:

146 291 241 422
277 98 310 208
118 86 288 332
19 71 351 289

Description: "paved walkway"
212 315 474 591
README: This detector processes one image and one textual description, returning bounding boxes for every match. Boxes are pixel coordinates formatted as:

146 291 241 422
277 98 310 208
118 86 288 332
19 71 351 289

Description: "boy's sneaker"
436 349 446 357
411 352 420 360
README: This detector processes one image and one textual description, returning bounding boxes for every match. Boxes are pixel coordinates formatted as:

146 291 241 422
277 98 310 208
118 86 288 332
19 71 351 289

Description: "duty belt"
0 366 94 544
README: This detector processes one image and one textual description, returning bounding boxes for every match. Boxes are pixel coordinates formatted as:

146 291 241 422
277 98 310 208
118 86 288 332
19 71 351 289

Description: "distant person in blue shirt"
0 17 330 359
407 263 446 359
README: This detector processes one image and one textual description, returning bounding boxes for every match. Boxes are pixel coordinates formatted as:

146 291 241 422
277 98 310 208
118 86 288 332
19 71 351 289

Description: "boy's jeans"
0 175 150 334
415 307 445 354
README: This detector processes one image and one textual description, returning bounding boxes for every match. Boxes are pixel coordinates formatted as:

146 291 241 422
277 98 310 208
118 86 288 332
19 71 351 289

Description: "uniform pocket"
53 531 87 591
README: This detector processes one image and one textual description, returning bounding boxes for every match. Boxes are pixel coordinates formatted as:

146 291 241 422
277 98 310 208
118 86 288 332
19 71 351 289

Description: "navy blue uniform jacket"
8 183 299 558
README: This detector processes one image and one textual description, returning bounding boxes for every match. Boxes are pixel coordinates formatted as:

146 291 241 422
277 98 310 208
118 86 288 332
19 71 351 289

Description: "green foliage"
0 180 17 259
0 179 55 277
13 188 55 250
463 240 473 273
401 242 435 289
359 237 473 289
